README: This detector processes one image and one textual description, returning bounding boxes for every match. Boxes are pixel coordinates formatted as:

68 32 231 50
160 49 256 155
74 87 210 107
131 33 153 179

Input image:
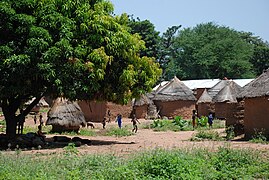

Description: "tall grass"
0 147 268 179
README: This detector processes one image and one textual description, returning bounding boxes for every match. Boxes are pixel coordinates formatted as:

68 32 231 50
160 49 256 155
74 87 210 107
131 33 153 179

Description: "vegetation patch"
0 147 268 179
191 130 224 141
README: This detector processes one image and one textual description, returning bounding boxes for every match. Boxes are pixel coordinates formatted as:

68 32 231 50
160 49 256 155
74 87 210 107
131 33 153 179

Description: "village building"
196 89 213 117
46 98 86 133
133 94 151 119
238 69 269 139
152 76 196 119
213 81 243 120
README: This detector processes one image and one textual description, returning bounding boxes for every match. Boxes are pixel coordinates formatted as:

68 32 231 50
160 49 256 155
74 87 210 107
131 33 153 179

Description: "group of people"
101 109 140 133
192 110 214 130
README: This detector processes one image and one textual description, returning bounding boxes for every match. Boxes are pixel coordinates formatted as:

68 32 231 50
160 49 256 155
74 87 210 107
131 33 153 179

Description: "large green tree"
0 0 161 137
128 16 161 58
165 22 255 80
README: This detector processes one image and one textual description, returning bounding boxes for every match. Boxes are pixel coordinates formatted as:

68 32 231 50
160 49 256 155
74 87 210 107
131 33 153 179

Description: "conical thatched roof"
153 76 196 101
46 98 86 127
238 69 269 98
197 89 212 103
134 94 152 106
213 81 243 103
208 80 230 98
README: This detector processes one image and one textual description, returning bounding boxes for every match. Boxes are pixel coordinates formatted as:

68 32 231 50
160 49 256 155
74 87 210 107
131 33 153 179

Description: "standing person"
34 114 37 124
102 117 106 129
107 109 111 123
115 114 122 128
208 112 214 128
37 125 46 142
131 114 140 133
39 114 44 126
192 110 197 130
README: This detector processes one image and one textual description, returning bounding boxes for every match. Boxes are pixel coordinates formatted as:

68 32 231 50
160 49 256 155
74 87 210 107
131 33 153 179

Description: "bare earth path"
14 115 269 156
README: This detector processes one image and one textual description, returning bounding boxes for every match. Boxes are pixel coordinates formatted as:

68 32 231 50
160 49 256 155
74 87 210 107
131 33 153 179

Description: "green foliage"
191 130 223 141
165 22 255 80
64 143 79 155
250 129 268 144
0 0 161 136
225 126 235 140
197 116 208 127
172 116 189 130
0 147 269 179
105 127 133 137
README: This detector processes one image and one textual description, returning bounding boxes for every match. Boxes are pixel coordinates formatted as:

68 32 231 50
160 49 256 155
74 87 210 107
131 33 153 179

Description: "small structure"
197 89 213 117
152 76 196 119
238 69 269 139
213 81 242 120
133 94 151 119
46 98 86 133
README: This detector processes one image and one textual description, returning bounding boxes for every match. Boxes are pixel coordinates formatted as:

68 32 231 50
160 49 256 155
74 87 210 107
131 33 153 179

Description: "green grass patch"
144 118 225 132
191 130 224 141
0 147 268 179
104 127 133 137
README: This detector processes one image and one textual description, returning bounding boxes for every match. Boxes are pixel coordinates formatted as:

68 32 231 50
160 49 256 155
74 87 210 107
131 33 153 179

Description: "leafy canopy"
0 0 162 105
165 22 255 80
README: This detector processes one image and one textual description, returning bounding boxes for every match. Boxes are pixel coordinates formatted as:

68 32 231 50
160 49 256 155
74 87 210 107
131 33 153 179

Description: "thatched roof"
197 89 212 103
208 80 230 98
238 69 269 98
46 98 86 127
153 76 196 101
213 81 243 103
134 94 152 106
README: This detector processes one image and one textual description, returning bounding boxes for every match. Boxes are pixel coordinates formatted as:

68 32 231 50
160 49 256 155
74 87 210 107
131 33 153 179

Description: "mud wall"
244 97 269 139
134 105 148 119
154 100 195 119
78 101 107 123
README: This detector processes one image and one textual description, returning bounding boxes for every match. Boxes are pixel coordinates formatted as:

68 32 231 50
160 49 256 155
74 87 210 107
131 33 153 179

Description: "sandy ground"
2 112 269 156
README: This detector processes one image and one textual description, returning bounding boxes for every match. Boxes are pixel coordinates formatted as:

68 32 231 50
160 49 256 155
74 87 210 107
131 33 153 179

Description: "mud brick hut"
213 81 242 120
46 98 86 133
238 69 269 139
197 89 213 117
152 76 196 119
133 94 152 119
78 100 107 123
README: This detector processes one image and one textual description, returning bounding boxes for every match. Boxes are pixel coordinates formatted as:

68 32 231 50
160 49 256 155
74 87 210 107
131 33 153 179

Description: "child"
37 125 46 141
208 112 214 128
102 117 106 129
192 110 197 130
115 114 122 128
131 114 140 133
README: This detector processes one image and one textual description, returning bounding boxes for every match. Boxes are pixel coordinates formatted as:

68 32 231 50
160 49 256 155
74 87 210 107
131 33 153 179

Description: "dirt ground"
2 112 269 156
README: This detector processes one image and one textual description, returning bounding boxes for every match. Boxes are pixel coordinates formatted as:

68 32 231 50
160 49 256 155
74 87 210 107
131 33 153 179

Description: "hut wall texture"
154 100 195 119
225 100 245 136
215 102 237 120
244 97 269 139
134 105 148 119
197 102 212 117
78 101 107 123
107 101 133 119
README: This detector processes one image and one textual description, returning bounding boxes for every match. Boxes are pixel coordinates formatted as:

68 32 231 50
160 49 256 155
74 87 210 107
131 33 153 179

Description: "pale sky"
110 0 269 42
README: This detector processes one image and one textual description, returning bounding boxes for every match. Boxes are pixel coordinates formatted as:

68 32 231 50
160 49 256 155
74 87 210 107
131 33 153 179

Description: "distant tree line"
128 17 269 80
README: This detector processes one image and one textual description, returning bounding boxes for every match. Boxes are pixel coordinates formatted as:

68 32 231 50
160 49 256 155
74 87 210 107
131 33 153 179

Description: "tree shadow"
0 134 136 151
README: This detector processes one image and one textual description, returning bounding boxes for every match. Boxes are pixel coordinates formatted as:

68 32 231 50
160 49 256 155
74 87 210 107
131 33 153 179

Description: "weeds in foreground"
191 130 224 141
104 127 133 137
0 147 268 179
250 129 268 144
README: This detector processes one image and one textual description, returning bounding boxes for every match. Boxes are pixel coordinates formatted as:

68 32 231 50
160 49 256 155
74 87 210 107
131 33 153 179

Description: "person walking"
131 114 140 133
192 110 197 130
115 114 122 128
208 112 214 128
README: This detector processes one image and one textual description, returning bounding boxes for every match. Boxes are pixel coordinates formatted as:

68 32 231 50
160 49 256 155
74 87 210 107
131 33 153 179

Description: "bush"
250 129 267 144
172 116 189 130
191 130 223 141
105 127 133 137
197 116 208 127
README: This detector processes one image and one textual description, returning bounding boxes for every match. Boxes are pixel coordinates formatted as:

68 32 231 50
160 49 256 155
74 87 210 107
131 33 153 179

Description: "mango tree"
0 0 161 138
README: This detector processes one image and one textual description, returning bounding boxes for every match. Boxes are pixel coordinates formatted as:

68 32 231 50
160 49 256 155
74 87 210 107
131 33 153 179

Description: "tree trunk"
5 114 17 138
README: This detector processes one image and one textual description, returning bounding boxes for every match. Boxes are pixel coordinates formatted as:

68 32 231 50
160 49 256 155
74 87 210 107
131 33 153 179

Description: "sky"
110 0 269 42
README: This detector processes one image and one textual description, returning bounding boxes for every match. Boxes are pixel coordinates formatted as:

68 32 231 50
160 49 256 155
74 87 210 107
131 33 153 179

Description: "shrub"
250 129 267 144
172 116 189 130
191 130 223 141
225 126 235 140
105 127 133 137
197 116 208 127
